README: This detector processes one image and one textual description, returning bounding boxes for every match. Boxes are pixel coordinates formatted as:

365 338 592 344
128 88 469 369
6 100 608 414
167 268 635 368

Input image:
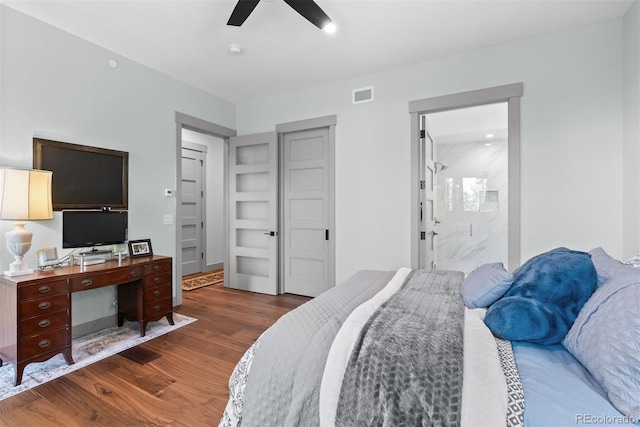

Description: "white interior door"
419 115 437 269
181 147 204 276
228 132 278 295
282 128 332 297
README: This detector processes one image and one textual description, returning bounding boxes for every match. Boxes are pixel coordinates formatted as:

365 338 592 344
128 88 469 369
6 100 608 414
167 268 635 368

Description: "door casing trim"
409 83 523 271
175 112 236 305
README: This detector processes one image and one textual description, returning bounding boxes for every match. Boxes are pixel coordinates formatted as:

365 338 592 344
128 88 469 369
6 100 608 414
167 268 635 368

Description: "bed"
220 248 640 427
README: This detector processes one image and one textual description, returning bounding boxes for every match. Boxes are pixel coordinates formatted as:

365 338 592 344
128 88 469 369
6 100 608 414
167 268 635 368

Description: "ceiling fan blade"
283 0 332 30
227 0 261 26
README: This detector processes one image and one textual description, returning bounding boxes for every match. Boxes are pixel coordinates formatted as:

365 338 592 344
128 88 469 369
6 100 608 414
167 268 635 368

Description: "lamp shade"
0 168 53 221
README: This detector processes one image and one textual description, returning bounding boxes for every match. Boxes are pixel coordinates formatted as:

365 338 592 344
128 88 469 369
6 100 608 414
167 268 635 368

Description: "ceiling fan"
227 0 334 31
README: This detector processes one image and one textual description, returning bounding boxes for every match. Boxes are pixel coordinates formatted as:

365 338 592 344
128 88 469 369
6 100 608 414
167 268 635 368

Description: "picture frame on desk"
128 239 153 258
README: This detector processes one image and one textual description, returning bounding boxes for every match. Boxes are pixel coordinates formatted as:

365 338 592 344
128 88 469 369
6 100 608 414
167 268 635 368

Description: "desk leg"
166 312 175 326
62 346 75 365
14 363 25 387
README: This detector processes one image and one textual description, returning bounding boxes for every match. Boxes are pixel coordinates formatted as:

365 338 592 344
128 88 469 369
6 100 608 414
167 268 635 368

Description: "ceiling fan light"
323 22 336 33
228 44 243 55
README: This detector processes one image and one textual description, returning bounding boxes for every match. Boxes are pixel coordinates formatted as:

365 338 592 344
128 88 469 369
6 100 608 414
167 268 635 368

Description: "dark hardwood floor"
0 283 311 426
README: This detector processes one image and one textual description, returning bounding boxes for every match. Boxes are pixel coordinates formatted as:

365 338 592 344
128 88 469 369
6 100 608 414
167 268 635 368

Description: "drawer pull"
130 271 138 277
38 319 51 328
153 265 160 272
153 290 161 297
154 277 161 284
154 305 161 312
81 279 93 286
38 301 52 310
38 285 51 294
38 339 51 348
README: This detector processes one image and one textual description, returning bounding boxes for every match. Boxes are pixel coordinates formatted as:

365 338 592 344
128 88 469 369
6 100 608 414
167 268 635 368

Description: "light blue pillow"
460 263 513 309
588 247 630 287
563 268 640 421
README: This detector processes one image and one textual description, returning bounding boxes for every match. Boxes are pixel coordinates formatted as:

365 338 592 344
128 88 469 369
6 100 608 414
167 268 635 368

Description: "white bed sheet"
461 308 509 427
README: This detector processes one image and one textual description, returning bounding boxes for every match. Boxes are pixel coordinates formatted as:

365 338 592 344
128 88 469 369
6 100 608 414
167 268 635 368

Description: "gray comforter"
225 269 465 427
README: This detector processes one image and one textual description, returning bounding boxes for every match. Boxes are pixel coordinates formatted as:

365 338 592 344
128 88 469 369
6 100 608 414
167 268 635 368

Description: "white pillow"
460 263 513 309
563 268 640 421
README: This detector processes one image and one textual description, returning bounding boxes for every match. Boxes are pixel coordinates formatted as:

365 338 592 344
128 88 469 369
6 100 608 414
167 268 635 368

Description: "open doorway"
426 102 508 272
174 112 236 306
409 83 522 272
181 129 225 277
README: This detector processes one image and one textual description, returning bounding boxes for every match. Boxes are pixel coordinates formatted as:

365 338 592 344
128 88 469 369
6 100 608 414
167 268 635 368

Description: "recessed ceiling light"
228 44 243 55
323 22 336 34
485 133 494 138
108 59 118 69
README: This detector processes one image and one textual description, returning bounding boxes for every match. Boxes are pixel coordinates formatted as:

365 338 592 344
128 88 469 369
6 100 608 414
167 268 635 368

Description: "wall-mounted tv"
33 138 128 211
62 210 128 249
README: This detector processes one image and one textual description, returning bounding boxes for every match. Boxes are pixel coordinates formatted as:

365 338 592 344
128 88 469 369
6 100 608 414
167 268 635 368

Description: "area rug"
182 270 224 291
0 313 196 402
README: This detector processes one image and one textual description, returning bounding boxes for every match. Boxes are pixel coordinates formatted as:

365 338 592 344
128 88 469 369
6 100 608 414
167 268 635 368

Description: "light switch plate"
163 214 173 225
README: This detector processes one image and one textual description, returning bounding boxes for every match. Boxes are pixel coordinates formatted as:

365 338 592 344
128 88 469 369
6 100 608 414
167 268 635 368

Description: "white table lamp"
0 168 53 276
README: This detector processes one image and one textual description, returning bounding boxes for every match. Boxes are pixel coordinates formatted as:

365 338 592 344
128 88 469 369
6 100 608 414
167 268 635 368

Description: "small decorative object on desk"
113 243 128 259
128 239 153 258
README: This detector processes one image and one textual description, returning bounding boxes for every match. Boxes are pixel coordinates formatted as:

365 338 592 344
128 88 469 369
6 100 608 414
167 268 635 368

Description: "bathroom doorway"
409 83 522 272
426 102 508 272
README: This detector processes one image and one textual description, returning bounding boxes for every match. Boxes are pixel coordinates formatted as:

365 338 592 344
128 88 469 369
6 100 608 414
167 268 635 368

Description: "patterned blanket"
327 269 465 426
220 269 523 427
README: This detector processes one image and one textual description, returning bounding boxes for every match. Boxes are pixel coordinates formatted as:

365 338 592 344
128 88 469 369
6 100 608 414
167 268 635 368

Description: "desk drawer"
146 284 171 302
144 272 171 290
20 310 69 337
20 280 68 300
20 294 69 318
71 267 143 291
144 260 171 275
19 327 69 360
144 297 172 318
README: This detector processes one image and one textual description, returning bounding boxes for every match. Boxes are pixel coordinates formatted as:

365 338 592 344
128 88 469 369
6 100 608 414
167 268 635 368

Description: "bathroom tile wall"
435 139 508 272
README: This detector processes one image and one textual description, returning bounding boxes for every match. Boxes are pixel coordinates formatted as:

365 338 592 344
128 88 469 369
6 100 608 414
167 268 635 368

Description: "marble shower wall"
434 139 508 273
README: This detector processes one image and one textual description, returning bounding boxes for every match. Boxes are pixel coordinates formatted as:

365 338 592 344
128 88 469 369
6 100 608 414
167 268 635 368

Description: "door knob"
263 231 278 236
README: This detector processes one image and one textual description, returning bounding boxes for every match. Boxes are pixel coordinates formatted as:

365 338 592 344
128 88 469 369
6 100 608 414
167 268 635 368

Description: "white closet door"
181 148 203 276
228 132 278 295
282 128 332 297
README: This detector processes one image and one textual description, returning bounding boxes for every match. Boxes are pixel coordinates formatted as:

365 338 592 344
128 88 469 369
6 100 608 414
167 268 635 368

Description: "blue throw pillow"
484 247 597 345
460 263 513 308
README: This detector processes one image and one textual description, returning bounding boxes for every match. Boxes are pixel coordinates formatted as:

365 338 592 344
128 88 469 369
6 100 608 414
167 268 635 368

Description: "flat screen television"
62 210 128 249
33 138 129 211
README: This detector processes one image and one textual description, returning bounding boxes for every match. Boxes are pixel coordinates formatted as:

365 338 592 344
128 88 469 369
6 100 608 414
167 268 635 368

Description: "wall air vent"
352 86 374 104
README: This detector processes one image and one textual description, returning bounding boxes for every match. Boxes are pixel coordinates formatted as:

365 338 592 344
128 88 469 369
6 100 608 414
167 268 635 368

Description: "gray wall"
623 0 640 259
236 14 639 283
0 6 235 328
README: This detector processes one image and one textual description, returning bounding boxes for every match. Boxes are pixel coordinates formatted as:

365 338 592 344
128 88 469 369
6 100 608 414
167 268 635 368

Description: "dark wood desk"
0 255 174 386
